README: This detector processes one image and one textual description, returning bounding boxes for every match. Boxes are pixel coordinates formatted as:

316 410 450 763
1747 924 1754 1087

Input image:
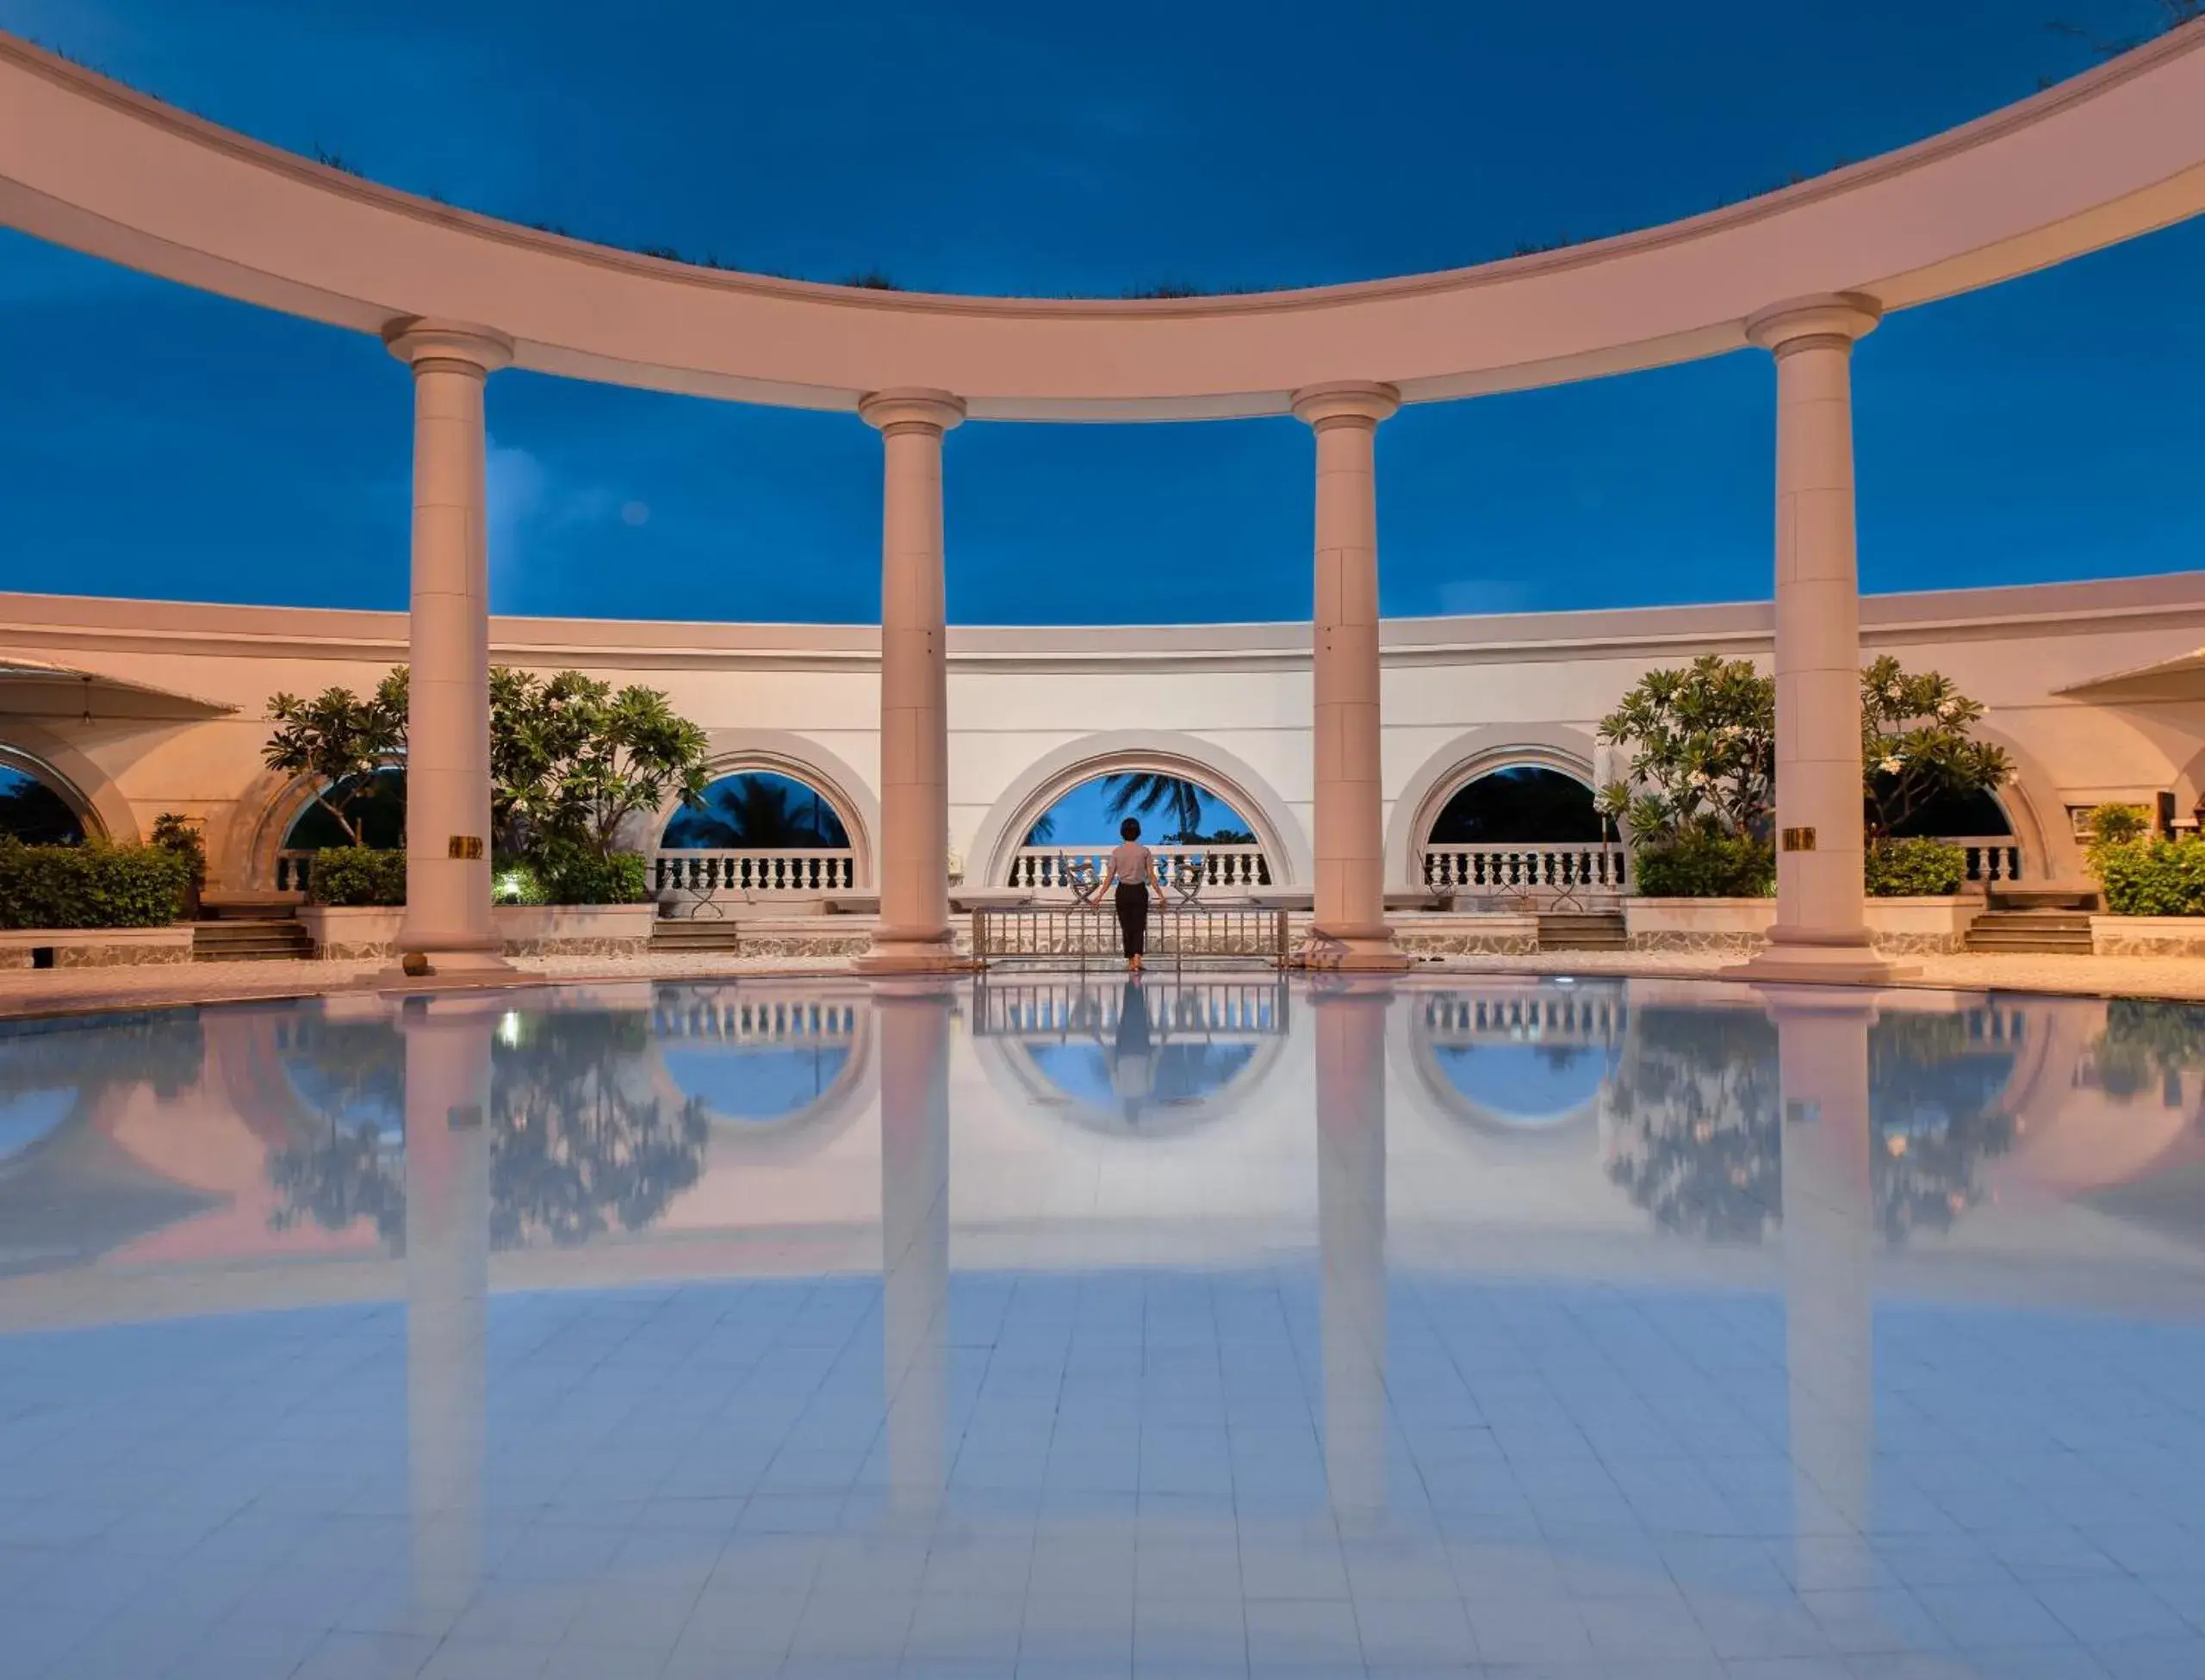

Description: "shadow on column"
1315 978 1391 1521
1766 986 1877 1593
402 995 494 1611
877 979 953 1521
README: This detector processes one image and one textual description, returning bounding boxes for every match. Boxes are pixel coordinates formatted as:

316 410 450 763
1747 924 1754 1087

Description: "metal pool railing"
970 906 1291 969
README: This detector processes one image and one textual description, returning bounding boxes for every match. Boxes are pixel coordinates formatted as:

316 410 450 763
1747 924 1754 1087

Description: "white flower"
1935 697 1960 720
1884 681 1904 702
1879 756 1904 775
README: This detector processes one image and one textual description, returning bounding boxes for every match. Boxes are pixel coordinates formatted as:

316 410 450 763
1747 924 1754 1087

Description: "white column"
856 390 965 972
1292 382 1407 971
402 997 493 1612
1737 295 1908 984
383 319 512 972
1316 979 1391 1519
1767 988 1878 1588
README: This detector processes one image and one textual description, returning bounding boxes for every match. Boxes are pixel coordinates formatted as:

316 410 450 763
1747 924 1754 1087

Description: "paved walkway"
3 944 2203 1021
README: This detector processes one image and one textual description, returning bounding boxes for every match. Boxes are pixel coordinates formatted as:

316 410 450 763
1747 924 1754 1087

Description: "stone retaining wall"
0 927 195 968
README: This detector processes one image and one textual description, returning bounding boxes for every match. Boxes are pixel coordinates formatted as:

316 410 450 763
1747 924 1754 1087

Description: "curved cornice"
3 25 2203 419
0 573 2200 674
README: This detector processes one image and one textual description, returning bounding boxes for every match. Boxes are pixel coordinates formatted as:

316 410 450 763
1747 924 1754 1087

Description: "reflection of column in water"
1769 988 1876 1590
878 982 953 1516
403 998 494 1607
1315 981 1391 1517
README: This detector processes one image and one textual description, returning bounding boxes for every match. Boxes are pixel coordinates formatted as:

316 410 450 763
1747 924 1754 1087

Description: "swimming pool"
2 975 2202 1677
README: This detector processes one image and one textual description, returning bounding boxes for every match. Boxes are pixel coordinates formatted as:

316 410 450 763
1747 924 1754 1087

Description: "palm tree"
1102 772 1208 842
663 773 848 849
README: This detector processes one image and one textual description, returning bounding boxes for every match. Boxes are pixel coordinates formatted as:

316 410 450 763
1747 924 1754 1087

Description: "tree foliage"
1103 772 1211 841
486 669 710 859
1860 656 2013 839
263 670 407 846
1596 655 1775 847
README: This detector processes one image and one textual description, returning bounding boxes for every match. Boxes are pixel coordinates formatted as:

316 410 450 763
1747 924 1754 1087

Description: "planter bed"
1625 896 1978 955
2091 915 2205 957
0 926 194 968
298 903 659 958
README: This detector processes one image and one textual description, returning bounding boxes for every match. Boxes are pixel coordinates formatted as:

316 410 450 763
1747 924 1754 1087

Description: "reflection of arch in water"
645 983 876 1160
1389 981 1627 1144
971 975 1290 1138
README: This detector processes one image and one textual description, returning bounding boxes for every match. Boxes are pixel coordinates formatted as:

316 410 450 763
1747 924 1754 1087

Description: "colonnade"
381 293 1898 981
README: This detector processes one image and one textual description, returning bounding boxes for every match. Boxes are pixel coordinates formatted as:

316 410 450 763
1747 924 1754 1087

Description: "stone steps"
191 918 311 962
1966 910 2095 955
650 918 744 953
1538 912 1627 952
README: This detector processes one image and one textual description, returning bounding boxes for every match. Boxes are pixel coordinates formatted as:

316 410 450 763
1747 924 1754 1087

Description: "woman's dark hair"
1120 817 1141 841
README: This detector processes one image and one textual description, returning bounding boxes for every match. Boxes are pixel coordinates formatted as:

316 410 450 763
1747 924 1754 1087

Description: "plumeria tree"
1859 655 2013 839
262 668 408 846
1595 655 1776 845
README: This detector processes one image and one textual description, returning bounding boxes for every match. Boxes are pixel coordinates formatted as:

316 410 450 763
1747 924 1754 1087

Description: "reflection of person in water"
1110 979 1158 1121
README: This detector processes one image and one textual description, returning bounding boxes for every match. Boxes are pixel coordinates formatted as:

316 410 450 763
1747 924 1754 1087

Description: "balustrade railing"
1419 841 1630 900
1948 836 2024 886
1008 844 1270 897
275 849 315 894
655 849 858 899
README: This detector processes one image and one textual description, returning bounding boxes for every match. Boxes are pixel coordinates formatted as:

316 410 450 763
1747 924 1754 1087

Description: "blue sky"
0 0 2197 626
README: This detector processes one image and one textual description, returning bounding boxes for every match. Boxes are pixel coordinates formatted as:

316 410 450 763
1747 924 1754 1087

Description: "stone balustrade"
1419 841 1630 899
1007 844 1271 897
655 849 858 898
1950 837 2024 886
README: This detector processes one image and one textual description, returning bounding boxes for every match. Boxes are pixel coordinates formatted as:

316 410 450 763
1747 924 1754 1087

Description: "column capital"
1291 381 1400 429
1745 293 1881 355
859 388 966 436
382 317 514 375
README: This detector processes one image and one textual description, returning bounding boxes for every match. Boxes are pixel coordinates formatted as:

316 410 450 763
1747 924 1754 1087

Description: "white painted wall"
3 572 2202 892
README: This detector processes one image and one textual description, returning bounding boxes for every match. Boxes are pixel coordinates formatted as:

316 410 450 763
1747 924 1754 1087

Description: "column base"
380 928 513 986
855 930 972 975
1724 933 1916 989
1300 924 1413 972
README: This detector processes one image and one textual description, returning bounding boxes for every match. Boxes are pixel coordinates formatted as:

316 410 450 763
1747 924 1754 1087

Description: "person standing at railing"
1098 817 1166 973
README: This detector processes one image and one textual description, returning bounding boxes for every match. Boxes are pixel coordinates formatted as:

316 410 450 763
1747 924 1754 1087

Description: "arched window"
1021 772 1256 849
662 771 849 849
1427 766 1604 846
1888 788 2013 839
0 758 88 846
282 768 406 851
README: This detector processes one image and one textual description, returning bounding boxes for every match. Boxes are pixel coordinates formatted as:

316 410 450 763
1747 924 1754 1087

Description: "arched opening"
1885 787 2014 839
656 769 860 908
1013 770 1270 893
1427 766 1605 846
662 771 850 850
280 768 407 850
0 751 91 846
1417 761 1625 900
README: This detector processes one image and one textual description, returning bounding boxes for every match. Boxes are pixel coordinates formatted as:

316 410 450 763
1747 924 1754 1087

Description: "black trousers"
1115 883 1151 958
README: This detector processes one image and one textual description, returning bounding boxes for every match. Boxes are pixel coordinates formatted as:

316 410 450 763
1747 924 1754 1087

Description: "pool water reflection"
2 975 2203 1678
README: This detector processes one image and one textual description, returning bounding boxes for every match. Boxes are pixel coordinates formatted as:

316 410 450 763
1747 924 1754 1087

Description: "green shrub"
491 855 551 906
2093 837 2205 917
1865 838 1965 897
0 839 189 928
530 841 650 906
1631 832 1774 898
309 846 407 907
2085 803 2151 848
